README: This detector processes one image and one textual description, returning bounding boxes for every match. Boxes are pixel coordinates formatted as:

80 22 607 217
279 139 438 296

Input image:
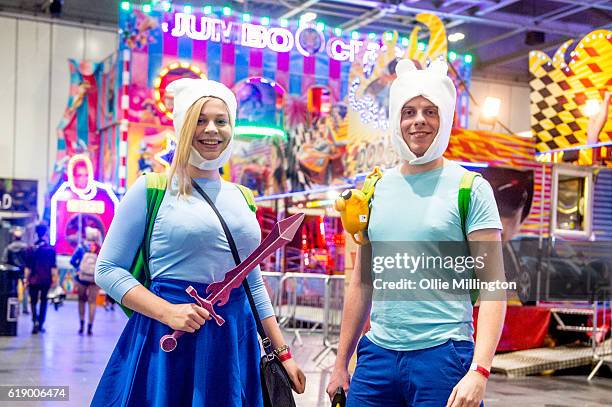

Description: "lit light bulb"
482 97 501 119
584 99 601 117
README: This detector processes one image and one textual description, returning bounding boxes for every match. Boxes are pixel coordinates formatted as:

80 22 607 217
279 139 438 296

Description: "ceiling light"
448 32 465 43
300 12 317 23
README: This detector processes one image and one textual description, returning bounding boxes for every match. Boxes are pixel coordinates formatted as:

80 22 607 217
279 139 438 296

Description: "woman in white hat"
92 78 305 406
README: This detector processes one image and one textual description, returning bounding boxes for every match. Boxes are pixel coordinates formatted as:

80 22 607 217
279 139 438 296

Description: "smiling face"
191 97 232 161
399 96 441 157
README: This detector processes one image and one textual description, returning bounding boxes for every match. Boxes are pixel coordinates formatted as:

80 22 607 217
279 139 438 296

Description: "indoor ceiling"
1 0 610 82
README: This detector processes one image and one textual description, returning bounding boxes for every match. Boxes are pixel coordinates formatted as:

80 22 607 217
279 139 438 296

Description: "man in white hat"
327 60 506 406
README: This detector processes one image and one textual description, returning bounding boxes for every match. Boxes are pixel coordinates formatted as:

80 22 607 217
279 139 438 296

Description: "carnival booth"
477 29 611 376
108 4 478 277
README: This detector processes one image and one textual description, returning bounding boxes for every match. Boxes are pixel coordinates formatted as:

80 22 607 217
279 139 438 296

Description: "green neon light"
464 54 473 64
260 16 270 26
223 6 232 16
417 42 425 51
401 37 409 46
384 32 393 41
351 31 359 40
120 1 131 12
142 3 152 13
203 5 212 15
243 13 251 22
280 18 289 28
316 22 325 32
334 27 342 36
162 2 171 12
234 126 287 140
183 4 192 14
449 51 457 61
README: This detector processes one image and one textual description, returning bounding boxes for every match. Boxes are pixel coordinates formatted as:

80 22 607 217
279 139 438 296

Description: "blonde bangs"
168 96 211 197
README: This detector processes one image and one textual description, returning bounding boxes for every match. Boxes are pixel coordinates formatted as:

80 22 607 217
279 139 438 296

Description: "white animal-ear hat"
389 59 457 165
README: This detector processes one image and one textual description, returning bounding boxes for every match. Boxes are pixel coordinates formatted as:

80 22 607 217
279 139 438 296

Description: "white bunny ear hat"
389 59 457 165
166 78 237 170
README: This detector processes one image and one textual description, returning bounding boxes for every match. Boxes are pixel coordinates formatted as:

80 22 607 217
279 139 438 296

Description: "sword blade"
205 213 305 305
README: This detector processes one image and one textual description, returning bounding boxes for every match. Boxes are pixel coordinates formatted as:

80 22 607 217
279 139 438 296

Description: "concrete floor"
1 300 611 407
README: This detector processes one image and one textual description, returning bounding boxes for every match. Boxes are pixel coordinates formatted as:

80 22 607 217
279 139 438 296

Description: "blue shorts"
347 336 478 407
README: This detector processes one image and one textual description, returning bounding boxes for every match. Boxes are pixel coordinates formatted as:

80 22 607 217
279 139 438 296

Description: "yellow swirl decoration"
415 13 447 61
346 13 449 176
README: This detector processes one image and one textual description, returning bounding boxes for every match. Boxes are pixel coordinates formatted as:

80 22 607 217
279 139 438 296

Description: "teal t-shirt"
366 160 502 351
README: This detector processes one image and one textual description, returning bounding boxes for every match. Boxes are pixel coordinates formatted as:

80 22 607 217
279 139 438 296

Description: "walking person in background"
2 227 30 314
70 227 102 335
24 224 58 334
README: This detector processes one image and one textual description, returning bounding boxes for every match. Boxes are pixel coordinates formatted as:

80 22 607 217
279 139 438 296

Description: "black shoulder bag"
191 180 296 407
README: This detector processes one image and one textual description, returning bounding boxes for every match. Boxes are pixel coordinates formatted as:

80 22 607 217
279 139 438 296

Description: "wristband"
278 351 292 362
469 363 490 379
274 344 290 355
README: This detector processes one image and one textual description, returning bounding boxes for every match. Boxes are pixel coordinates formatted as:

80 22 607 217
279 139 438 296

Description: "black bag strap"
191 179 274 355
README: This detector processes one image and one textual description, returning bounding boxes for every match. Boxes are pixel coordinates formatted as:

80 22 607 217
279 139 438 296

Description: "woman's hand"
161 303 211 332
282 358 306 394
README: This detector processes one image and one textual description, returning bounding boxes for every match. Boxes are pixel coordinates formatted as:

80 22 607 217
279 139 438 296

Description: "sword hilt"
158 286 225 352
186 286 226 326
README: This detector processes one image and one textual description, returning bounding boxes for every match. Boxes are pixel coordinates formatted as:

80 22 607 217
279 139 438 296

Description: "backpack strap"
235 183 257 213
363 166 383 202
458 170 481 305
458 171 480 239
121 172 167 317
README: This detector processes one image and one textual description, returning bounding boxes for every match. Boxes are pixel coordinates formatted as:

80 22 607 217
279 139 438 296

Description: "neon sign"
153 62 207 119
161 13 364 62
66 199 106 214
50 155 119 247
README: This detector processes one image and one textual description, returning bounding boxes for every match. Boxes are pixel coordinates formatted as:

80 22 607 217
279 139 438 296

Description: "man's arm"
326 244 373 399
447 228 506 407
469 228 506 370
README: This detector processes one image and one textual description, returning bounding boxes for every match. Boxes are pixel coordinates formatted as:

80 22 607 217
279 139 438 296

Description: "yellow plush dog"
334 167 382 245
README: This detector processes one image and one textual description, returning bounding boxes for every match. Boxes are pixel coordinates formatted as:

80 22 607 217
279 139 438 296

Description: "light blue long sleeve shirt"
95 175 274 320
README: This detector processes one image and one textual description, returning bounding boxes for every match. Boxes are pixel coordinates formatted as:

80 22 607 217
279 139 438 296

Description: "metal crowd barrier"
262 272 345 367
588 286 612 380
260 271 283 310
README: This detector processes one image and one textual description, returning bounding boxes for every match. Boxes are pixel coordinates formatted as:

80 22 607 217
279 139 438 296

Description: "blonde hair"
169 96 231 197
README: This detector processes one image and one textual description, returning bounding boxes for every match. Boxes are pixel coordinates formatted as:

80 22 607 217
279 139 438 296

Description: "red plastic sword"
160 212 305 352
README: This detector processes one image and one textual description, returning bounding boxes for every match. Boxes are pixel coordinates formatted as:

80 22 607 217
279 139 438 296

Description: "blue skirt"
91 278 263 407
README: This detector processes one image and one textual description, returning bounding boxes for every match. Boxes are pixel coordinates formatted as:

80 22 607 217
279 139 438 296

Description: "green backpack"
120 172 257 317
